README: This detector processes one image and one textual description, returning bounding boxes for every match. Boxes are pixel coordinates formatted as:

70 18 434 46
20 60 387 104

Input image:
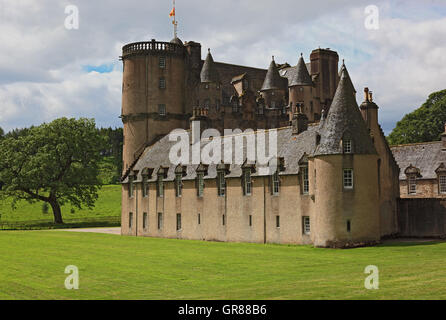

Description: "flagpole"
172 0 178 39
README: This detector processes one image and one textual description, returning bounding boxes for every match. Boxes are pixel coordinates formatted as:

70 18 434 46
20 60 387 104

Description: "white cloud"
0 0 445 135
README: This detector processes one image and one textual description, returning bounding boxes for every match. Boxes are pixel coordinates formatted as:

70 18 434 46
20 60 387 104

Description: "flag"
169 7 175 18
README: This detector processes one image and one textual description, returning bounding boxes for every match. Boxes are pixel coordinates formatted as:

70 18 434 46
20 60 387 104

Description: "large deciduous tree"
0 118 105 224
387 89 446 145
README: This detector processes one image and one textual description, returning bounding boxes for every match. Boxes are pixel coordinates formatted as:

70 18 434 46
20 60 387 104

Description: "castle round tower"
312 66 380 247
121 38 189 173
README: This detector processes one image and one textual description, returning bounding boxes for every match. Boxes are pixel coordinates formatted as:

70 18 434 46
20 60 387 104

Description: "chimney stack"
364 87 369 102
292 103 308 135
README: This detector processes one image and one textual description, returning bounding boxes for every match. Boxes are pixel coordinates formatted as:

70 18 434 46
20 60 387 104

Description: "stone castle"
120 36 446 247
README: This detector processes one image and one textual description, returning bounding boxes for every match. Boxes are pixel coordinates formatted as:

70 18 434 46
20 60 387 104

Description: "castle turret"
197 49 223 119
121 39 188 173
260 56 287 111
288 54 314 122
313 64 380 247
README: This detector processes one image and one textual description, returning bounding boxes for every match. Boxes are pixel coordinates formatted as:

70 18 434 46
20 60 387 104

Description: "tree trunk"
49 200 64 224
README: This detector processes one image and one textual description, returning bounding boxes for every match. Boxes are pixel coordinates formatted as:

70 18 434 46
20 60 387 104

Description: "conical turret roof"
170 37 184 46
200 49 220 83
314 64 376 156
289 54 312 87
261 57 284 91
338 60 356 93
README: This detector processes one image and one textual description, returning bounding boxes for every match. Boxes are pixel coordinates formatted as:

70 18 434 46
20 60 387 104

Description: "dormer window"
217 170 226 196
197 172 204 197
242 169 252 196
408 175 417 194
343 139 352 154
157 173 164 198
175 173 183 197
142 175 148 198
439 175 446 194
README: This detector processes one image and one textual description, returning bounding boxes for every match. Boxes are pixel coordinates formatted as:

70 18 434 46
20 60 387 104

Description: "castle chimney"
292 104 308 135
369 91 373 102
364 87 369 102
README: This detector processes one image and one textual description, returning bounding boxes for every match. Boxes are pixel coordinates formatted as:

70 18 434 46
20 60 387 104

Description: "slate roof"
261 58 286 91
314 65 377 156
391 141 446 180
288 55 313 87
124 125 320 183
200 49 220 83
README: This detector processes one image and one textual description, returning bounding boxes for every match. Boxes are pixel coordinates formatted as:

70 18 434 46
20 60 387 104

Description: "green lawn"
0 185 121 229
0 231 445 299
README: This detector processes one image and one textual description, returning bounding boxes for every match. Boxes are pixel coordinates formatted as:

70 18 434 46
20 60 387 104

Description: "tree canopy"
387 89 446 145
0 118 106 224
0 127 4 138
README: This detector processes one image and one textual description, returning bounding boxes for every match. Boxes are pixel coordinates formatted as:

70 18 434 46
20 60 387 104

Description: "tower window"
249 215 252 227
347 220 351 232
176 213 182 231
343 140 352 154
217 171 226 196
159 56 166 68
157 212 163 230
243 169 252 196
408 175 417 194
439 175 446 194
159 78 166 89
303 216 310 234
197 172 204 197
222 214 226 226
343 169 354 189
158 104 166 116
198 213 201 225
143 212 148 230
276 215 280 228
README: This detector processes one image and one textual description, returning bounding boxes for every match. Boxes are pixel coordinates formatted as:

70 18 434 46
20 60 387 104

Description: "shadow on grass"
378 238 446 247
0 217 120 231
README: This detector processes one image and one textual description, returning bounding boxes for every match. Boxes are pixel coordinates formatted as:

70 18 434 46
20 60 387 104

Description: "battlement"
122 39 184 58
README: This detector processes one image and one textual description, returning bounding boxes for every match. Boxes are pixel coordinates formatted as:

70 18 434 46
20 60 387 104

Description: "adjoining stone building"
120 35 402 247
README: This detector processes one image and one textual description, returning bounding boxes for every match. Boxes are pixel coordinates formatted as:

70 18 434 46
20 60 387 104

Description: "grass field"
0 185 121 229
0 230 445 299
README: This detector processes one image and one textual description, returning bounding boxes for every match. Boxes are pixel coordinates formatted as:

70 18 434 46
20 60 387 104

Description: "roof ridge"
390 140 441 148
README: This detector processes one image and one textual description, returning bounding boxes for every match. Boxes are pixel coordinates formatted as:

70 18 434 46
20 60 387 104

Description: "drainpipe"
135 182 138 236
263 177 267 244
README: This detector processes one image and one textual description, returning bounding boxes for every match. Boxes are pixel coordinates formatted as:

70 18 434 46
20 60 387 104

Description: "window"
176 213 182 231
258 105 264 115
343 140 352 154
222 214 226 226
232 100 239 113
157 174 164 197
175 173 182 197
216 84 221 89
271 101 276 108
303 216 310 235
205 84 209 89
276 215 280 228
157 212 163 230
272 171 280 195
129 212 133 229
128 177 135 198
215 99 221 111
347 220 351 233
408 175 417 194
243 169 252 196
302 166 309 194
143 212 148 230
159 78 166 89
198 213 201 225
249 215 252 227
142 176 148 197
217 171 226 196
158 104 166 116
343 169 354 189
440 175 446 194
204 99 210 109
197 172 204 197
159 56 166 68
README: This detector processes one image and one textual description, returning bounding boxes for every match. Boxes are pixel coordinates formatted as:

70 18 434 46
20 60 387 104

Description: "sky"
0 0 445 134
